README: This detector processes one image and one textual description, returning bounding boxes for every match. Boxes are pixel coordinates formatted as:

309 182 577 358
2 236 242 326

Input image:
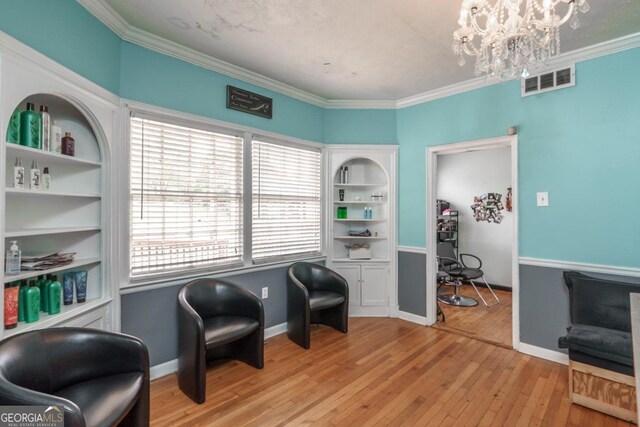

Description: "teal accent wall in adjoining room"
397 47 640 268
119 42 326 142
0 0 121 94
324 108 397 144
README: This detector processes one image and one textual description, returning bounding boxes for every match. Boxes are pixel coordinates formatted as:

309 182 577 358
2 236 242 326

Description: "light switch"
536 192 549 207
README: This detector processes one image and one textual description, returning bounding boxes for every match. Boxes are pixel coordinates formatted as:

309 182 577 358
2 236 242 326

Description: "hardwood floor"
150 318 631 426
434 285 513 348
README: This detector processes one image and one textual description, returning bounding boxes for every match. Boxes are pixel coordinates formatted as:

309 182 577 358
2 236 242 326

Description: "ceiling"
102 0 640 101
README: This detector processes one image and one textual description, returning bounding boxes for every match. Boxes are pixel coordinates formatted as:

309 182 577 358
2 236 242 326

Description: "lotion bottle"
30 160 40 190
40 105 51 151
25 280 40 324
43 167 51 190
46 275 61 315
51 121 62 154
5 241 21 275
13 157 25 189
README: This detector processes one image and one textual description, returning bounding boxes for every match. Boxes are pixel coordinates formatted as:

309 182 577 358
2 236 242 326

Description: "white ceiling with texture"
104 0 640 100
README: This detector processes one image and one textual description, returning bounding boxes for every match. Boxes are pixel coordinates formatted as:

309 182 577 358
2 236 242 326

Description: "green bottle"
18 280 28 322
36 275 47 312
25 280 40 324
20 102 41 149
41 275 52 313
47 275 61 315
6 108 21 144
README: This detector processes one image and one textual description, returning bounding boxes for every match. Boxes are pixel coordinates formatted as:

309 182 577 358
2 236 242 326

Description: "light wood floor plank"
150 318 630 426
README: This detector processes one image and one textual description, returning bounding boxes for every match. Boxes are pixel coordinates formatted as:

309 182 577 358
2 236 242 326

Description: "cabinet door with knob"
333 264 361 306
361 264 388 306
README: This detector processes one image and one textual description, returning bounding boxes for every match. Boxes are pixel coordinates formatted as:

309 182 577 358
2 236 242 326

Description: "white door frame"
425 135 520 350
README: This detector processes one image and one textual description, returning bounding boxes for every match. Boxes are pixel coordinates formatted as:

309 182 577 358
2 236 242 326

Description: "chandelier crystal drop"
452 0 590 80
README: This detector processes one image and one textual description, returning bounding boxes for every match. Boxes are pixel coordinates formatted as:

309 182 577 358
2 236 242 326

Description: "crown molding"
78 0 640 111
396 31 640 109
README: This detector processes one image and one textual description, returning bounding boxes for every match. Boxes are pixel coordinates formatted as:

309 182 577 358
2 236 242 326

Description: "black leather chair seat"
55 372 143 427
309 291 345 311
559 324 633 367
446 267 484 280
203 316 260 349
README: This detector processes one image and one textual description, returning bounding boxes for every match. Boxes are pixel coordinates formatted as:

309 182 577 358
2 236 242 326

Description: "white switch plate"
261 287 269 299
536 192 549 207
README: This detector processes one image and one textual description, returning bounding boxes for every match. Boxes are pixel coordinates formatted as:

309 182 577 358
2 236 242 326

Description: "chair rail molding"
519 257 640 278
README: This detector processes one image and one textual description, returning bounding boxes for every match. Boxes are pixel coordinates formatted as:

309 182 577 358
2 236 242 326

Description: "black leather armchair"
0 328 150 427
287 262 348 349
178 279 264 404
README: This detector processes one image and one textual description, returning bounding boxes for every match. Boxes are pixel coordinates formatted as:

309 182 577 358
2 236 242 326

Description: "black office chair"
436 242 499 307
0 328 150 427
287 262 348 349
178 279 264 403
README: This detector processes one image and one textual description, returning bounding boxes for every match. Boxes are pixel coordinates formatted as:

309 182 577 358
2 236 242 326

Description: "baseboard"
519 343 569 366
349 306 391 317
149 321 288 381
398 311 427 326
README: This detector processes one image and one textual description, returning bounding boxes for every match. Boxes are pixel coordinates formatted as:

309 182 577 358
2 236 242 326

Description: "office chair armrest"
460 253 482 269
436 256 462 272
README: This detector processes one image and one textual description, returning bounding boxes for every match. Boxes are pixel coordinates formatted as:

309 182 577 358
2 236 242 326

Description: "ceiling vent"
521 64 575 97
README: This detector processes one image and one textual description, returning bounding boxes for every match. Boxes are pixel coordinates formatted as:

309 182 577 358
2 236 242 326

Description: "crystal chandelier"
452 0 591 80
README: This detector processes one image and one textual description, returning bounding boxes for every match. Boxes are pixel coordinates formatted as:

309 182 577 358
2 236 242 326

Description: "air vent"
521 64 575 97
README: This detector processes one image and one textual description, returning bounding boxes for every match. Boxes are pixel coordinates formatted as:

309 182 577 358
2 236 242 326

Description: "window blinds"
252 140 321 261
130 117 244 277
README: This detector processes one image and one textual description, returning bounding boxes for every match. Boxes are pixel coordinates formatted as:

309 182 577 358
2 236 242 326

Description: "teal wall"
119 42 326 142
0 0 121 94
397 47 640 268
324 108 397 144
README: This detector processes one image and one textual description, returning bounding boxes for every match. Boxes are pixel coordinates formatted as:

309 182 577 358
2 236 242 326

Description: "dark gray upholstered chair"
0 328 150 427
287 262 348 349
558 271 639 375
436 242 499 307
178 279 264 403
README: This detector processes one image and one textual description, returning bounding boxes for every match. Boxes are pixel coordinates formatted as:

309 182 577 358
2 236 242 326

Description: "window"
130 117 244 277
252 140 321 261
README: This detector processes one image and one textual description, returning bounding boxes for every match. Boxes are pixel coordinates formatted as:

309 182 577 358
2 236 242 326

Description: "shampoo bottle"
6 108 21 144
13 157 25 189
18 280 28 322
36 275 47 311
75 270 87 303
61 132 75 156
25 280 40 324
41 275 52 314
30 160 40 190
47 275 61 315
62 272 74 305
4 282 19 329
51 121 62 154
40 105 51 151
5 241 21 276
20 102 41 149
43 167 51 190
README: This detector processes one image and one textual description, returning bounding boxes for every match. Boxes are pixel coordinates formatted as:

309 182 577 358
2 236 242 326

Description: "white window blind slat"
130 117 244 277
252 140 321 261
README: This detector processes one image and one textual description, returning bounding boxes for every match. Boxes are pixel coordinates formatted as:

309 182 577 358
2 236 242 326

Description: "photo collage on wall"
470 193 505 224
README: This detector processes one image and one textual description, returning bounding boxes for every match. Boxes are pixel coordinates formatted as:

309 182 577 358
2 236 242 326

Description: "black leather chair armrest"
178 293 206 345
460 253 482 269
0 384 86 427
287 273 310 302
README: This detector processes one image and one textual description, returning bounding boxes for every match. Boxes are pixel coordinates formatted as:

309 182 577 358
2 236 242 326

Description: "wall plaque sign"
226 85 272 119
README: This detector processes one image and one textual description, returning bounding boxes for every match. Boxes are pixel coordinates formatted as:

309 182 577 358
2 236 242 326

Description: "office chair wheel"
437 293 479 307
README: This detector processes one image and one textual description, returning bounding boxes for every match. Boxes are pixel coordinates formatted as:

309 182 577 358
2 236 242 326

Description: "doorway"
425 136 519 350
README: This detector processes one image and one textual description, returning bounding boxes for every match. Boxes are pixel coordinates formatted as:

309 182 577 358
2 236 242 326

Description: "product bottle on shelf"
43 167 51 190
51 121 62 154
47 275 62 315
18 280 28 322
40 105 51 151
13 157 25 189
25 281 40 324
61 132 75 156
62 272 74 305
4 282 19 329
30 160 41 190
75 270 87 303
20 102 41 149
6 108 21 145
41 275 52 313
5 241 21 276
36 275 47 312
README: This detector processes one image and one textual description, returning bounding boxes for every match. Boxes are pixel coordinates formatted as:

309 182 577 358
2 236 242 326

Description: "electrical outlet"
261 287 269 299
536 192 549 207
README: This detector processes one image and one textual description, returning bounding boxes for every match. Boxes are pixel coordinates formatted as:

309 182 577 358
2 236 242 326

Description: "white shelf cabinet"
0 47 118 338
325 146 397 317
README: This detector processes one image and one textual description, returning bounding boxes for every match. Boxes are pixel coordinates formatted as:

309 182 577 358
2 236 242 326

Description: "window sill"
120 254 327 295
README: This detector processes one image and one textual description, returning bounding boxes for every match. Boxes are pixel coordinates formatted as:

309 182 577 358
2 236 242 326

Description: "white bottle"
40 105 51 151
30 160 41 190
51 121 63 154
5 241 21 275
13 157 25 189
43 167 51 190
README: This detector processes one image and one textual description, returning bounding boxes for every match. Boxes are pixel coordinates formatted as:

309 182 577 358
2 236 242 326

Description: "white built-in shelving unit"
0 46 118 338
326 146 397 317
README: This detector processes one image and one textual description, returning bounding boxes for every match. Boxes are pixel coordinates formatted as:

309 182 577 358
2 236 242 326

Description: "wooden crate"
569 361 637 423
